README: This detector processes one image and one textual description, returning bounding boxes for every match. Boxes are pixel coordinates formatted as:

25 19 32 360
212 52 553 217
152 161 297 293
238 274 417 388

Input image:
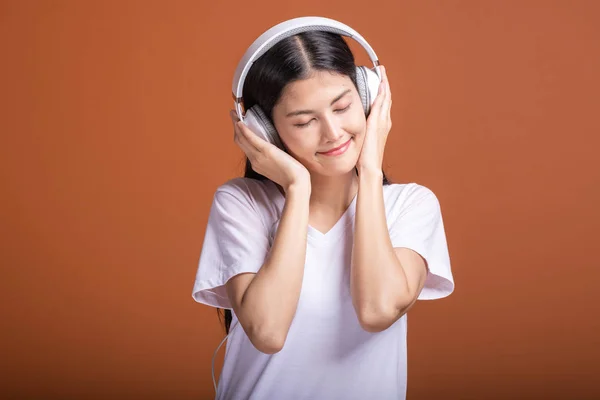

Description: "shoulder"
215 177 269 197
213 177 277 205
212 177 281 225
384 182 441 220
384 182 438 207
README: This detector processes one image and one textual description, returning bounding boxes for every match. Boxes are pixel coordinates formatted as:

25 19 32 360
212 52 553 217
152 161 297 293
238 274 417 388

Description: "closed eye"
335 104 351 113
293 103 352 128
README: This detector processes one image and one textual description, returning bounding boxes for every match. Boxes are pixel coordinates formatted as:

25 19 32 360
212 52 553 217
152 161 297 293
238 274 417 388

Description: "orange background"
2 1 599 399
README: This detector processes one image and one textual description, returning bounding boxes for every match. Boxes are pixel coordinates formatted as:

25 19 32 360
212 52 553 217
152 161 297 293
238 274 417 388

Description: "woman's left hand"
356 65 392 174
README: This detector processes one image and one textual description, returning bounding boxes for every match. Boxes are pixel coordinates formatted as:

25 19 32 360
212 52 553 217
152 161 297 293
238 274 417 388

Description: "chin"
322 167 358 178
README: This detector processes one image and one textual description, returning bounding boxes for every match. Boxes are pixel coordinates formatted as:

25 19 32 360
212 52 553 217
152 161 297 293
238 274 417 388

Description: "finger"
230 109 241 123
378 69 385 97
385 79 393 123
369 77 385 116
236 120 268 153
234 122 259 158
229 110 262 154
385 83 392 118
378 69 390 118
230 110 240 139
230 113 256 153
382 66 391 103
372 66 389 109
236 121 266 155
373 67 392 123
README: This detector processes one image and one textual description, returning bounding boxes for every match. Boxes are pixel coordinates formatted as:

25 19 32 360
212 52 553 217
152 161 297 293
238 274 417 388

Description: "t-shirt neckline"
267 180 357 244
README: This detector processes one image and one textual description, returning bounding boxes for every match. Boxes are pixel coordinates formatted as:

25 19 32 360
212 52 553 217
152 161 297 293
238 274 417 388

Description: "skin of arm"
350 168 429 333
225 182 311 354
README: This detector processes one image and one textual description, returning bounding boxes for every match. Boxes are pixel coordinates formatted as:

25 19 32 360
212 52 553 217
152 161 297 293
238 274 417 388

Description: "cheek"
348 108 367 137
277 128 317 157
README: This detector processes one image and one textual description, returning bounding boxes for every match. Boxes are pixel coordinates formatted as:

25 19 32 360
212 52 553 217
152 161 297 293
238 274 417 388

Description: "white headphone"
213 16 382 395
231 16 382 151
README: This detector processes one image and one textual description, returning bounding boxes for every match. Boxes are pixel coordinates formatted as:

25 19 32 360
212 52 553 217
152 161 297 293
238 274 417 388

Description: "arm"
226 182 310 354
350 169 428 332
224 109 312 354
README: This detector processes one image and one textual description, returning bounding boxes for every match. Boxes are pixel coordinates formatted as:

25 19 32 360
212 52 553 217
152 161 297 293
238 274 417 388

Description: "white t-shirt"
192 177 454 400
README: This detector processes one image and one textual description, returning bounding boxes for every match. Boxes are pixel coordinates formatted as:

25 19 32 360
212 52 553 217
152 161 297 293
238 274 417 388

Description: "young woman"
192 23 454 400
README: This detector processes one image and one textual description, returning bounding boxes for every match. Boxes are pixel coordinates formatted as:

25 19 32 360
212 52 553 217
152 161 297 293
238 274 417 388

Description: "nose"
321 115 343 143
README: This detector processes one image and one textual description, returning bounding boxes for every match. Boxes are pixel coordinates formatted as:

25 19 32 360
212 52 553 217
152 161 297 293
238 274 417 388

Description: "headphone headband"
232 16 381 119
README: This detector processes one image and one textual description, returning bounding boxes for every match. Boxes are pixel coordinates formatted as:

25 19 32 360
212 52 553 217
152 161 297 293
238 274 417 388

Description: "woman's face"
271 70 367 178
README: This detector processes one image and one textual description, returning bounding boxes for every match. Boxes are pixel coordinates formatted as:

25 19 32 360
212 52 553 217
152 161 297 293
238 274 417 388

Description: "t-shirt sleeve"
388 184 455 300
191 180 271 309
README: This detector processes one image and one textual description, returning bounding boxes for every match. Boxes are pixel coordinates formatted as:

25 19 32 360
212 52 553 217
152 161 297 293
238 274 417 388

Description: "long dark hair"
218 30 391 334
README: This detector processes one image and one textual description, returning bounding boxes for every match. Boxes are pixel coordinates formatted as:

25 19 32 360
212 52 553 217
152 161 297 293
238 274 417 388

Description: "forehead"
278 70 354 107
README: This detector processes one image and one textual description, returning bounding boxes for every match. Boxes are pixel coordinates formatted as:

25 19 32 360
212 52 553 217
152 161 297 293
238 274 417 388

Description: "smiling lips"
318 138 352 156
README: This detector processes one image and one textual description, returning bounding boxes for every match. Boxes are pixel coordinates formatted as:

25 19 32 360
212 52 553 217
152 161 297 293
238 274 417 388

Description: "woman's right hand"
230 110 310 193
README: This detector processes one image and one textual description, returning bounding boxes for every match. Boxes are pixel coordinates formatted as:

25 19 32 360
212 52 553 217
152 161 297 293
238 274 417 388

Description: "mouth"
317 138 352 156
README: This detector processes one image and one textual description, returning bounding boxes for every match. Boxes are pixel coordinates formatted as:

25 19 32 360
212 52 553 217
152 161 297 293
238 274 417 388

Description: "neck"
308 169 358 214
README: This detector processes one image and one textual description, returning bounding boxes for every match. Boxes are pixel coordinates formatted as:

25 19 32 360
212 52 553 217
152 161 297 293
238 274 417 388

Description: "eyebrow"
285 89 352 117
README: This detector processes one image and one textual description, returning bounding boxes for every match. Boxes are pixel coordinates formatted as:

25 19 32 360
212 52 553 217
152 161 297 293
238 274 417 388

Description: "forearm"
241 182 310 343
351 169 411 329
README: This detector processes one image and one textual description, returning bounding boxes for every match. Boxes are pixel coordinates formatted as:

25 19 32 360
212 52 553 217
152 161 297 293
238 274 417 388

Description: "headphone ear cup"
355 66 381 116
243 106 284 150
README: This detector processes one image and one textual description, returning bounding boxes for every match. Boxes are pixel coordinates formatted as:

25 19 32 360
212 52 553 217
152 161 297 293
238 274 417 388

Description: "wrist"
284 179 311 198
357 166 383 181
